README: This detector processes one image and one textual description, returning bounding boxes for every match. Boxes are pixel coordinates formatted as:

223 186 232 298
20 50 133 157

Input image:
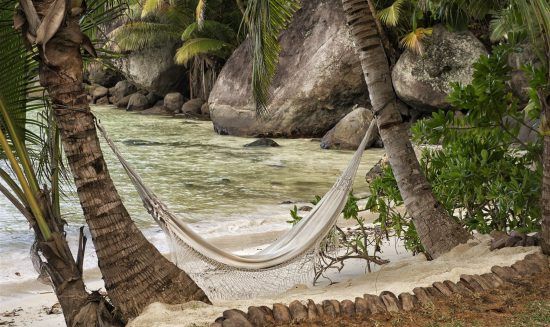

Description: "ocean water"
0 106 384 286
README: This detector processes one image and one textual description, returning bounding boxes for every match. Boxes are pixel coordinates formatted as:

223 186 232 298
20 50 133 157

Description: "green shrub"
366 47 542 253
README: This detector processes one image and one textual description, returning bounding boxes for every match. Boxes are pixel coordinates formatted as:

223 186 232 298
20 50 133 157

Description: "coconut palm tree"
111 0 242 99
12 0 210 321
1 5 123 324
339 0 473 259
243 0 471 259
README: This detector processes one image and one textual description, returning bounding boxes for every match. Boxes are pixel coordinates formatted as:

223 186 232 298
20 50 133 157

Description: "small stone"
315 303 324 319
398 293 418 311
272 304 290 323
355 297 370 318
92 85 108 101
525 236 537 247
96 96 110 105
247 307 267 327
424 287 445 300
480 273 504 288
490 230 508 241
307 299 320 322
244 138 280 147
523 253 550 272
490 237 508 251
460 275 484 292
299 206 313 212
363 294 386 314
491 265 520 281
181 98 205 115
412 287 432 306
222 317 252 327
259 306 274 323
443 280 471 295
432 282 453 296
126 93 150 111
222 309 247 320
164 92 185 112
380 293 400 312
512 259 542 275
505 236 523 247
340 299 355 318
322 300 337 319
471 274 494 290
329 300 341 316
288 300 307 323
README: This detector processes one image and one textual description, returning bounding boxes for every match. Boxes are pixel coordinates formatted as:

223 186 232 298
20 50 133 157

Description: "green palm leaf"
378 0 407 27
174 37 234 64
244 0 300 116
182 20 237 43
111 21 181 51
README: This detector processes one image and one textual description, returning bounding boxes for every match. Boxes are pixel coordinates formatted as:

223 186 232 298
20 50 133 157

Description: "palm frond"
195 0 206 28
174 37 234 64
142 0 165 17
110 21 180 51
378 0 407 27
399 27 433 55
182 20 237 44
244 0 300 116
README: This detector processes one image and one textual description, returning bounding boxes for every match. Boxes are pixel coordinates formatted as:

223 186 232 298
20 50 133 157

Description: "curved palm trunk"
340 0 471 259
541 93 550 255
34 10 209 321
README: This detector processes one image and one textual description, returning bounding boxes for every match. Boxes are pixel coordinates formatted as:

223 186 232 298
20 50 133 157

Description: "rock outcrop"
208 0 369 137
181 98 205 115
109 80 137 104
164 92 185 112
115 43 186 96
392 25 487 112
320 107 380 150
86 62 122 87
127 93 149 111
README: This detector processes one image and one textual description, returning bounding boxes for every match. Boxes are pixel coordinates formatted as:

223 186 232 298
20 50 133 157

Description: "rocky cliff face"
208 0 369 138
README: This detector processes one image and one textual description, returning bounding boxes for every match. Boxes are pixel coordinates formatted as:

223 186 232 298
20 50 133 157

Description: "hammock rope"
95 117 377 299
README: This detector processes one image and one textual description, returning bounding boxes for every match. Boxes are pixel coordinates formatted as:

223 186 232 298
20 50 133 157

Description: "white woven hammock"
96 119 376 300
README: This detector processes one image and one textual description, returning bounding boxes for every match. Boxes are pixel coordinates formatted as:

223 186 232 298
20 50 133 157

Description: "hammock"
96 118 376 300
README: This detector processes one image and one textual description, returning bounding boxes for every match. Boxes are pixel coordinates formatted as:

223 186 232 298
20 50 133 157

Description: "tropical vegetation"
0 0 549 325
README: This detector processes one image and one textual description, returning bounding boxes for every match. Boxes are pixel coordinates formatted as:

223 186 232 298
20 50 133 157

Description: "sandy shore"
0 230 285 327
1 223 539 327
128 235 539 327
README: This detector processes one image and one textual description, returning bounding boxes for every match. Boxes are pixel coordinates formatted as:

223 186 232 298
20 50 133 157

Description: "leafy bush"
366 48 542 252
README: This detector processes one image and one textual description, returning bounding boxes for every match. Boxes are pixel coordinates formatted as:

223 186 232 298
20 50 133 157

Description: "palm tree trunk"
541 91 550 255
35 12 209 321
340 0 471 259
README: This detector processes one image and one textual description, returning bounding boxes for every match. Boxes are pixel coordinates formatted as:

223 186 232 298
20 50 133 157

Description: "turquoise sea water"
0 106 384 285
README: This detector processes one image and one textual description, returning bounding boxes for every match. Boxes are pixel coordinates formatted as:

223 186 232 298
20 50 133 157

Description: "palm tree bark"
34 9 209 321
340 0 471 259
541 91 550 255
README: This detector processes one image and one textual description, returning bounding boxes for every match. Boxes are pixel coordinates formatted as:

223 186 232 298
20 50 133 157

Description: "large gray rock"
320 107 380 150
508 44 539 102
126 93 149 111
109 80 137 103
392 25 487 112
164 92 185 112
87 62 121 87
92 86 109 102
181 98 204 115
208 0 369 137
114 42 186 96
